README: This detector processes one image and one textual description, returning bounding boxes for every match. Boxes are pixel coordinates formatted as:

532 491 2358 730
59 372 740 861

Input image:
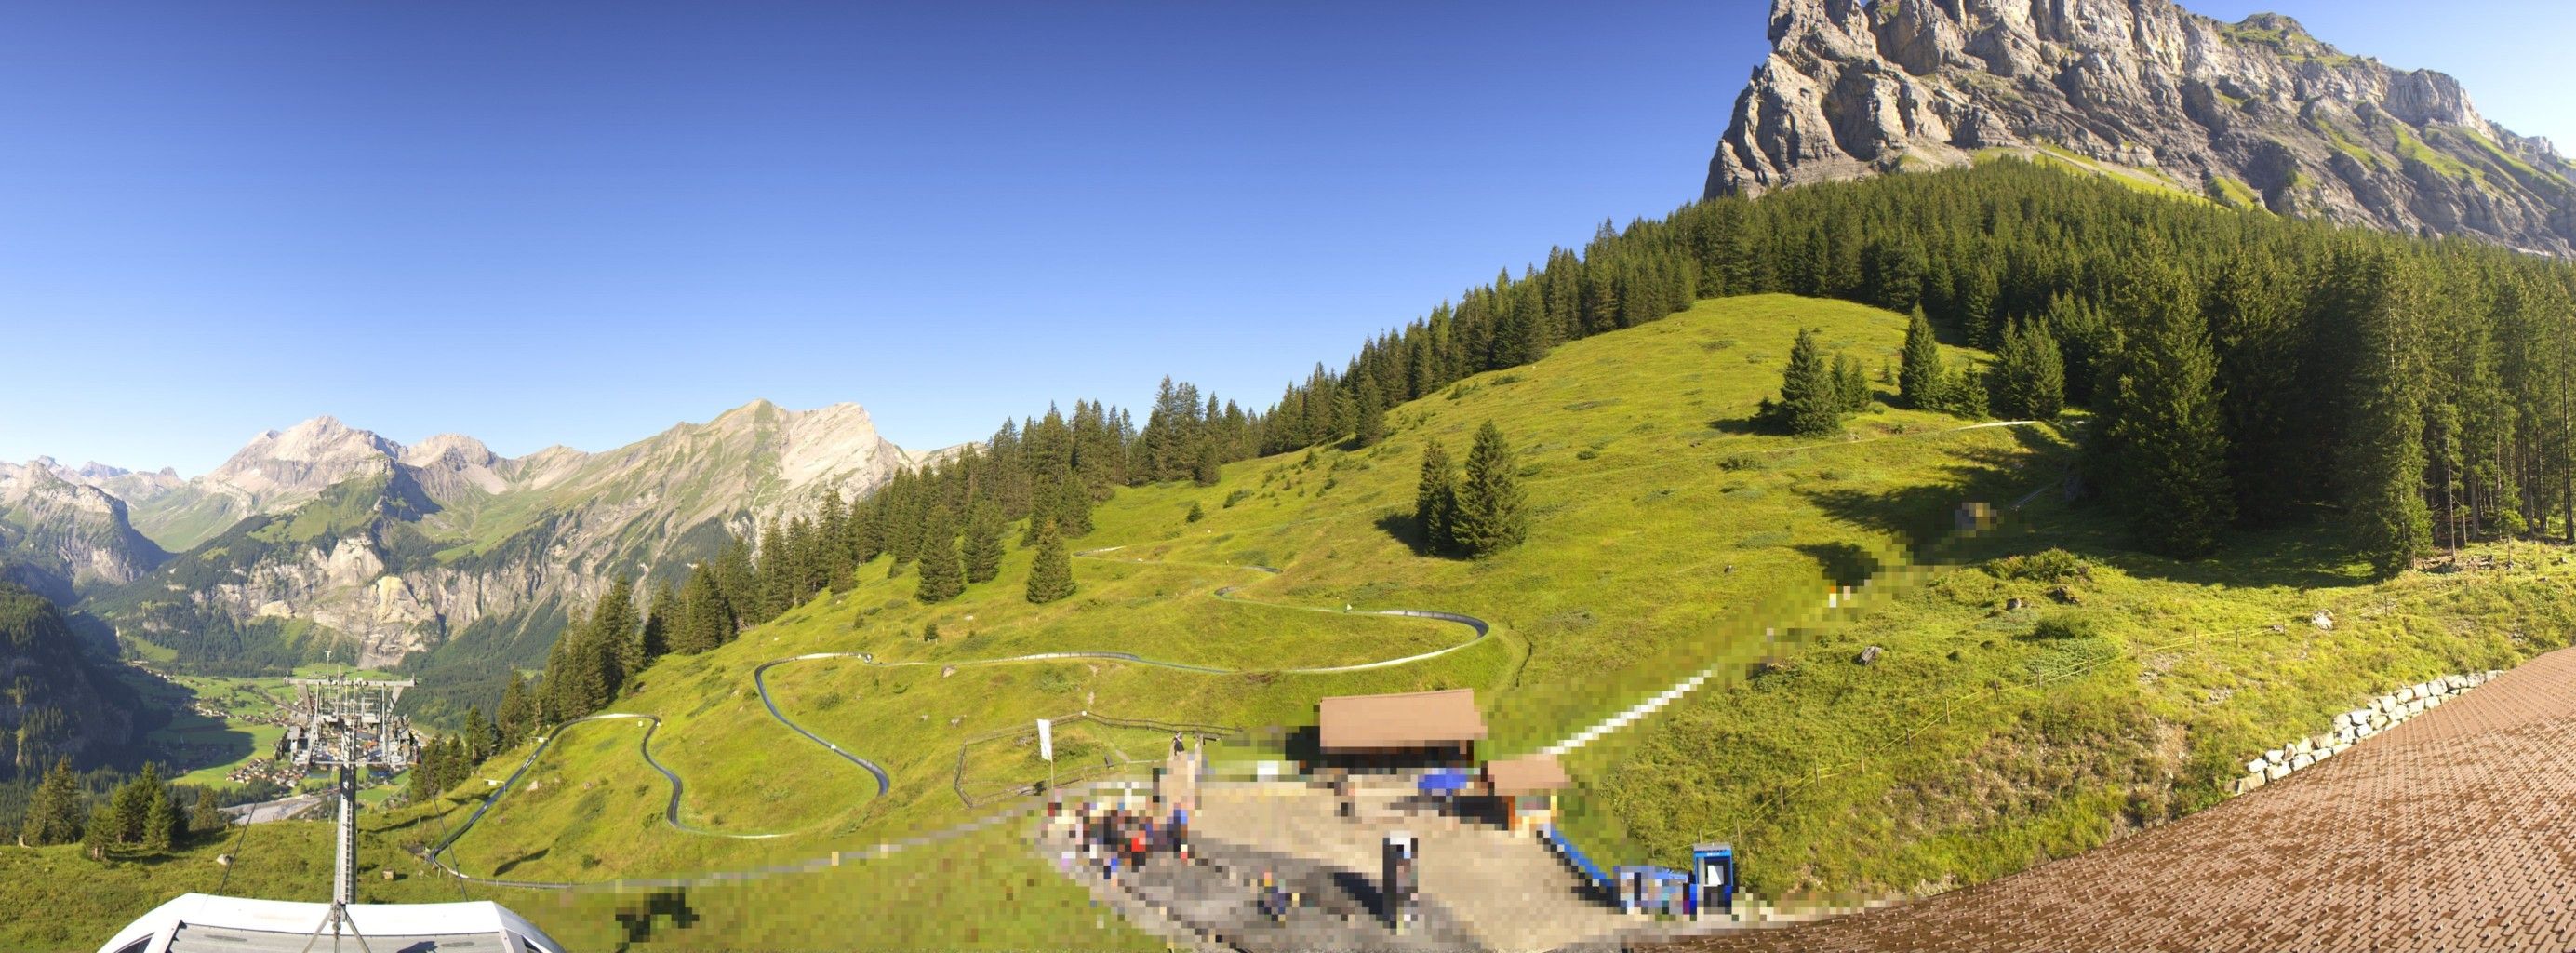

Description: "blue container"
1690 843 1737 917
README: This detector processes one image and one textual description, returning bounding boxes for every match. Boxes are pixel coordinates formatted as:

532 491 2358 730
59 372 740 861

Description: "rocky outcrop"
96 400 938 669
0 460 170 591
1708 0 2576 256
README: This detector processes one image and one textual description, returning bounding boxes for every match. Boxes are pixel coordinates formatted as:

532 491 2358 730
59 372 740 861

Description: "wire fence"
952 711 1243 809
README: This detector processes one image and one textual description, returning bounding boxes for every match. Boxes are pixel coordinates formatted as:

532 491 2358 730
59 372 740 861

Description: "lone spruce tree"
914 511 966 604
1768 329 1845 436
1449 422 1528 557
1901 305 1945 409
1025 518 1075 604
1414 437 1458 555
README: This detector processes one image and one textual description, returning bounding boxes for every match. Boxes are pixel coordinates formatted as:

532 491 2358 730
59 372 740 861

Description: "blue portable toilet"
1690 843 1736 918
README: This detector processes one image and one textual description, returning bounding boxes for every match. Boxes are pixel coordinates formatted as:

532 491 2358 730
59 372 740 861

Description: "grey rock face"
93 400 940 668
0 461 169 589
1708 0 2576 257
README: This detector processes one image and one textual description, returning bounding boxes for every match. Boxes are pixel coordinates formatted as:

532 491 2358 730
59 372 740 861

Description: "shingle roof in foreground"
1672 647 2576 952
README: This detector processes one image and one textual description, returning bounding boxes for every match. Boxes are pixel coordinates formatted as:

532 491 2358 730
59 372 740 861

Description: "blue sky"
2 2 2569 475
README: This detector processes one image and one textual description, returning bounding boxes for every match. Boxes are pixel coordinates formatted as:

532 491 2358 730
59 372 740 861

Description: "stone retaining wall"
2232 670 2499 795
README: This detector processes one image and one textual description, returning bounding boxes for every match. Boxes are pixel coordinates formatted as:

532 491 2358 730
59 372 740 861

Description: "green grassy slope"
428 293 2035 881
43 292 2575 948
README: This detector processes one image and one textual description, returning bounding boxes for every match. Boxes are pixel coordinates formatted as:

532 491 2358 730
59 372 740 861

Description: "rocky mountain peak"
202 415 404 513
1710 0 2576 256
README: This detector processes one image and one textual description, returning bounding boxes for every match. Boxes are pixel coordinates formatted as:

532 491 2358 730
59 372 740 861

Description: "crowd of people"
1052 798 1191 879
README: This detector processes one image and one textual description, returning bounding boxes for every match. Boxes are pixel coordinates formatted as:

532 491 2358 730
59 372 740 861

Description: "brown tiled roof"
1317 688 1487 751
1485 754 1570 795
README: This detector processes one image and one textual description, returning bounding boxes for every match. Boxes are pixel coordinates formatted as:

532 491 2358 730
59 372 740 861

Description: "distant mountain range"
1711 0 2576 256
0 400 941 682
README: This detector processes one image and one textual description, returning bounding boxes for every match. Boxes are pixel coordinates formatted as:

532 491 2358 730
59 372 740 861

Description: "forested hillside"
498 159 2576 745
1260 159 2576 566
0 584 138 783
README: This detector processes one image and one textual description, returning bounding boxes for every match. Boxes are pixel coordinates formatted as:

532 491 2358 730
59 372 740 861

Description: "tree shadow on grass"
1795 438 2047 552
612 890 701 951
1376 512 1467 560
491 846 549 878
2112 513 2378 591
1796 424 2380 592
1796 542 1881 589
1376 512 1428 555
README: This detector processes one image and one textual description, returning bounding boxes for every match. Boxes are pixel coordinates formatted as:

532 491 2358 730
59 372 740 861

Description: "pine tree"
536 631 568 726
141 783 176 852
592 576 641 695
560 622 611 718
82 802 113 861
1191 438 1223 487
2343 253 2435 574
1449 422 1528 557
712 537 756 627
1992 317 2066 420
817 490 854 585
21 758 85 846
1353 378 1388 449
1766 329 1846 436
641 579 677 662
2102 257 2234 557
675 568 730 653
464 707 498 763
409 742 443 804
1901 304 1945 409
1832 354 1871 413
914 511 965 604
191 785 223 836
1048 476 1094 537
755 522 794 622
1414 437 1459 556
1025 518 1075 604
961 501 1006 584
497 673 531 748
111 764 158 845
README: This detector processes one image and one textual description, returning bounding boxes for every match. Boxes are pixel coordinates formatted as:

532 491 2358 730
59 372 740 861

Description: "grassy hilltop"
23 291 2575 950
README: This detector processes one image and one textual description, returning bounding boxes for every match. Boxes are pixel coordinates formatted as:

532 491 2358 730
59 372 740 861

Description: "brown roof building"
1483 754 1570 796
1316 688 1487 755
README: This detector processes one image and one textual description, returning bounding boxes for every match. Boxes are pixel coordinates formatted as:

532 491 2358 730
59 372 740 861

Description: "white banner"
1036 718 1054 761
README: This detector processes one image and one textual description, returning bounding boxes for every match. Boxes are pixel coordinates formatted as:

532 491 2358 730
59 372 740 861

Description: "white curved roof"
95 893 562 953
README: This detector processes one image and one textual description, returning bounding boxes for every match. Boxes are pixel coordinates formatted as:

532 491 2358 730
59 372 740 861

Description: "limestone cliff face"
97 400 940 669
1708 0 2576 256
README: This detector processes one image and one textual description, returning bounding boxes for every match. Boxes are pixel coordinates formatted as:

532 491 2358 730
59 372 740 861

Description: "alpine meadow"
11 2 2576 951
